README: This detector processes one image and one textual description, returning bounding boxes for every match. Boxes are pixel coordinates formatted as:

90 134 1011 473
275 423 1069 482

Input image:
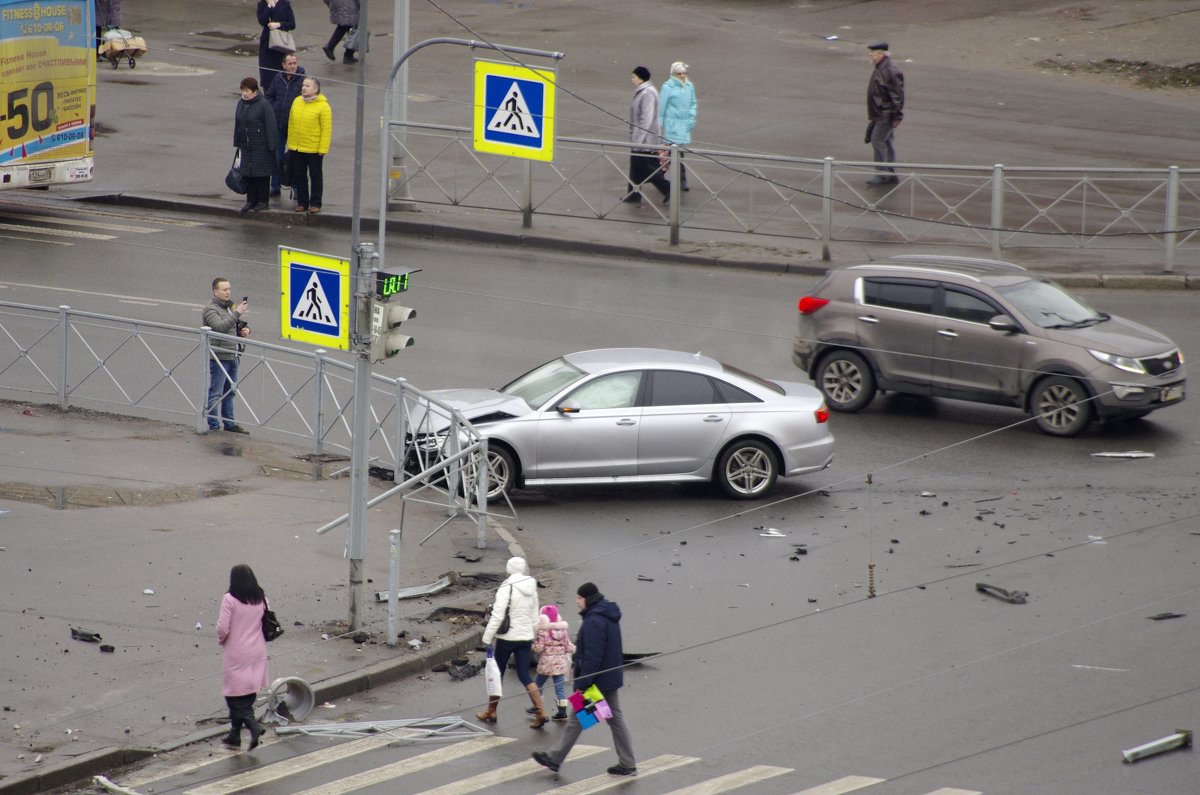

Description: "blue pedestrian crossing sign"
474 60 556 162
279 246 351 350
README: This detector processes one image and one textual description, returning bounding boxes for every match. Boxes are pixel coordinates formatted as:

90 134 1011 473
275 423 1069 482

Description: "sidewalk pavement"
54 0 1200 289
0 401 533 794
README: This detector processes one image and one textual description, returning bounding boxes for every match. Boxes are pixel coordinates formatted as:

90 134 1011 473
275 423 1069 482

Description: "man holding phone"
203 278 251 434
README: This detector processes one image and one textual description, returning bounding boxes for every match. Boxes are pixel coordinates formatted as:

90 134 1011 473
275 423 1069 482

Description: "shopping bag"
483 648 503 698
569 686 610 730
224 152 247 195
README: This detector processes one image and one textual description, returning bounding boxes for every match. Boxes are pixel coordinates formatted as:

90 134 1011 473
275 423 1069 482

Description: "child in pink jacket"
530 604 575 721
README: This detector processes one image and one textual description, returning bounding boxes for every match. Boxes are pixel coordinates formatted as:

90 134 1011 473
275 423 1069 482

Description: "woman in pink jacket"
216 564 270 750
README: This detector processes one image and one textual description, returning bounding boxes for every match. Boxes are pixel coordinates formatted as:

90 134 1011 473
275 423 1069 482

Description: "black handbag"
482 586 512 635
280 149 294 189
225 151 247 195
262 600 284 641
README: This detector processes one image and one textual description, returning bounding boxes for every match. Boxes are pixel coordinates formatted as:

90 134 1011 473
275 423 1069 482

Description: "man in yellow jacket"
287 78 333 213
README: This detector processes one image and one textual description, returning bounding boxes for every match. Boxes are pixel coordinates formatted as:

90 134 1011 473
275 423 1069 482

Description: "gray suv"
792 256 1186 436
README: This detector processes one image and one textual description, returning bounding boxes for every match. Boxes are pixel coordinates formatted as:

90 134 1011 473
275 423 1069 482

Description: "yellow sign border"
278 246 351 350
473 60 556 162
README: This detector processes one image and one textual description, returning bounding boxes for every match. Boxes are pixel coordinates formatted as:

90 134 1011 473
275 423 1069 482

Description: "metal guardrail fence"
0 302 500 526
386 121 1200 270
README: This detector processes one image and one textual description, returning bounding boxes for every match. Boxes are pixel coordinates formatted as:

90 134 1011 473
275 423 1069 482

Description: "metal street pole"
387 0 411 208
347 0 371 630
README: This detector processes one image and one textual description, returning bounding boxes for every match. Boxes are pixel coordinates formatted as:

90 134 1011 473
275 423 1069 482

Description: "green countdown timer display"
375 270 411 299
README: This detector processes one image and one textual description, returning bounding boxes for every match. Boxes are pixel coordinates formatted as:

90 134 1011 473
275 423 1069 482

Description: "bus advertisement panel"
0 0 95 189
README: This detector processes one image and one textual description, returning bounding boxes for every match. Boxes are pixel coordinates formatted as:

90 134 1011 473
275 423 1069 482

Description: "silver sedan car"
419 348 834 500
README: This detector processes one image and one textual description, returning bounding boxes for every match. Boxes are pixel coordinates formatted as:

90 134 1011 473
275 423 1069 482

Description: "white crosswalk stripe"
413 745 606 794
286 736 515 795
660 764 793 794
184 735 400 795
536 754 700 794
788 775 888 794
921 789 981 795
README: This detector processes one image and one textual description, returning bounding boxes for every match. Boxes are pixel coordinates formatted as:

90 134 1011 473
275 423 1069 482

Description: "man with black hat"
532 582 637 777
866 41 904 185
624 66 671 205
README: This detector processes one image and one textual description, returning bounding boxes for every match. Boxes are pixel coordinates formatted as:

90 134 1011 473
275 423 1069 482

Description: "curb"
76 193 826 276
1 628 486 795
75 193 1198 288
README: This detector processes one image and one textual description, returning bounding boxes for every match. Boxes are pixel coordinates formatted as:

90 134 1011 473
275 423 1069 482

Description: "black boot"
343 50 358 64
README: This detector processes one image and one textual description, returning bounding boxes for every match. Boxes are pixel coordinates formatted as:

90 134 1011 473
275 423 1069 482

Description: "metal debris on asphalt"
70 628 101 643
1122 729 1191 763
758 528 787 537
920 491 936 497
1146 612 1186 621
636 575 654 581
975 582 1029 604
374 572 455 602
1090 450 1155 459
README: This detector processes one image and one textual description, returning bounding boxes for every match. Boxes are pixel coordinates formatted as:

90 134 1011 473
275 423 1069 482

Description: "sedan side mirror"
556 399 582 414
988 314 1020 333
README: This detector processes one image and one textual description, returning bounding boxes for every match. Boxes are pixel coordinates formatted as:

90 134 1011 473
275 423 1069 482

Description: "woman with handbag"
233 77 278 215
256 0 296 91
477 556 547 727
286 77 332 213
321 0 360 65
216 564 270 750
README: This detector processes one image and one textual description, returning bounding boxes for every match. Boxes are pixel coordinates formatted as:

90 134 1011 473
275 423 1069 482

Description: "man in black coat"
265 54 306 196
866 41 905 186
532 582 638 777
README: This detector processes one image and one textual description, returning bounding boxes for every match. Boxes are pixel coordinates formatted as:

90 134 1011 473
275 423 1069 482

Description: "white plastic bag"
484 649 503 698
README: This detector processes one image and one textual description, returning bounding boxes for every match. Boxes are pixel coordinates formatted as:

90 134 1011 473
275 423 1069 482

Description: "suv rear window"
862 279 936 313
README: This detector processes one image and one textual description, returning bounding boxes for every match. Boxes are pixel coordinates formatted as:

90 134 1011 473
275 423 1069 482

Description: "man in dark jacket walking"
866 41 904 185
532 582 637 777
265 53 306 197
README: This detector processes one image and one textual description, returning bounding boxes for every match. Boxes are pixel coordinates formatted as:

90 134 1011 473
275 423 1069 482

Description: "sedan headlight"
1089 349 1146 375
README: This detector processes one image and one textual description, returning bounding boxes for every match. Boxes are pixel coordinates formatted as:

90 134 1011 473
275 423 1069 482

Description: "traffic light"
369 299 415 360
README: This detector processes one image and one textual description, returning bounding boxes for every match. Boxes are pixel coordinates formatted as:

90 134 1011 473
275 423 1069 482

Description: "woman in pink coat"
216 564 270 750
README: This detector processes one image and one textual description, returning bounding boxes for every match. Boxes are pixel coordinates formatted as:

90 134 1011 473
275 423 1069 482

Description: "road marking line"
183 735 398 794
0 221 114 240
0 212 161 233
661 764 794 794
787 775 887 794
0 234 72 246
0 280 202 309
537 754 699 794
414 745 605 794
920 789 981 795
286 735 514 795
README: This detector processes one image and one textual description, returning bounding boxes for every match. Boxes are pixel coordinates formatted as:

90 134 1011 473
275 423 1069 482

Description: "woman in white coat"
477 556 547 727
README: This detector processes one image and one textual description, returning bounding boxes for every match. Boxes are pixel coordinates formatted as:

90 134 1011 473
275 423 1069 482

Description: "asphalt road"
10 202 1198 794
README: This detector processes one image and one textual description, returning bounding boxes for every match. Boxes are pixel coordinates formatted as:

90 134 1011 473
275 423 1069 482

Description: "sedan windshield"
995 279 1105 329
501 357 585 408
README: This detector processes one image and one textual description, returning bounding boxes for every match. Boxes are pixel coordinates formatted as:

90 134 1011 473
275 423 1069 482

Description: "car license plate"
1161 384 1184 402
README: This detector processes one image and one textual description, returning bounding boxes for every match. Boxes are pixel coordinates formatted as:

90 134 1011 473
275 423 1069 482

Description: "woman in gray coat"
322 0 360 65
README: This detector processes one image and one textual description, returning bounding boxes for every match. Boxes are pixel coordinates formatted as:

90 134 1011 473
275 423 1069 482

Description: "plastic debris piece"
142 588 155 595
759 528 787 537
1088 535 1106 545
920 491 936 498
408 638 422 649
1123 729 1191 763
636 575 654 581
99 645 115 653
195 622 203 631
1090 450 1155 459
975 582 1028 604
1147 612 1185 621
71 628 101 643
